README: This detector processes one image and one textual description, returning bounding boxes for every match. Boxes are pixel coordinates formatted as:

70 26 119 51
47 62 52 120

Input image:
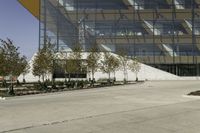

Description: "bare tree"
117 50 129 83
129 57 141 81
32 40 55 82
100 52 119 82
86 46 100 81
67 44 83 80
110 56 120 80
0 38 28 94
64 59 77 81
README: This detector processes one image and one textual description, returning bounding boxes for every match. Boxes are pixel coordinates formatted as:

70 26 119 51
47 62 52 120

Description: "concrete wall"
93 63 180 81
19 53 199 82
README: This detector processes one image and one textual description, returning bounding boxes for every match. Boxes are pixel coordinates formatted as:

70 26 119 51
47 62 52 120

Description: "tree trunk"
68 74 71 82
123 69 126 81
9 76 14 95
123 68 126 84
136 73 138 82
42 74 45 83
38 75 41 82
11 76 13 90
114 71 116 82
23 74 25 81
108 72 111 85
126 70 128 82
64 76 66 83
88 71 91 81
92 70 95 81
2 76 6 87
52 72 55 89
92 70 95 86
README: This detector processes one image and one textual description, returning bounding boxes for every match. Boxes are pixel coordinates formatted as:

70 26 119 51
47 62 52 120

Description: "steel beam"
138 56 200 64
96 35 200 45
64 9 195 21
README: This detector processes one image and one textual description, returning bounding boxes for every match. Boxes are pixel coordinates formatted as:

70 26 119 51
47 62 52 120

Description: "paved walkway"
0 81 200 133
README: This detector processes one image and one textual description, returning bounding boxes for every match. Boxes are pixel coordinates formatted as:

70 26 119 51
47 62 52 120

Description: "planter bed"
188 90 200 96
0 81 145 97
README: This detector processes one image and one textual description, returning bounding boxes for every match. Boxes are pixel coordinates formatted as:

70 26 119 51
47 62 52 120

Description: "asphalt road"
0 81 200 133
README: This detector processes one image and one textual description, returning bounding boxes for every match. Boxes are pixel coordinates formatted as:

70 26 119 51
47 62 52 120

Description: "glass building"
19 0 200 76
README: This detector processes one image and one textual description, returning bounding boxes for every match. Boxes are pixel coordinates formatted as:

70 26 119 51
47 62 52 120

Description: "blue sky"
0 0 39 60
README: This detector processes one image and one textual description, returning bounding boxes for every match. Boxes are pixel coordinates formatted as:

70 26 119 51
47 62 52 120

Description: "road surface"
0 81 200 133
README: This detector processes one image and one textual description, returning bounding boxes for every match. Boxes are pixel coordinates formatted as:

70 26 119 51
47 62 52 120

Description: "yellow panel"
18 0 40 19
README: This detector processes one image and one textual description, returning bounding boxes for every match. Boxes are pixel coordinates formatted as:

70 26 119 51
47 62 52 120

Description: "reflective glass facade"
40 0 200 76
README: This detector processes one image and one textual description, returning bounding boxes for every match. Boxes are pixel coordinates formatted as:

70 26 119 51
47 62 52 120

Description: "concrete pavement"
0 81 200 133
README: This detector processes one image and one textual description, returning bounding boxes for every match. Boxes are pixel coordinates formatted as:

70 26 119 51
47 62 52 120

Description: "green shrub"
69 80 75 88
0 92 12 97
2 80 8 88
34 82 48 91
77 80 84 89
56 81 64 86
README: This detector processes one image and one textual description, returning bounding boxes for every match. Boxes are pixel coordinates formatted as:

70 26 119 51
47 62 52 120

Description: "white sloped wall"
93 62 180 81
18 53 180 82
18 54 40 82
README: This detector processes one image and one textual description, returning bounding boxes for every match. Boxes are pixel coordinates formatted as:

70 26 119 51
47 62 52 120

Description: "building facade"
19 0 200 76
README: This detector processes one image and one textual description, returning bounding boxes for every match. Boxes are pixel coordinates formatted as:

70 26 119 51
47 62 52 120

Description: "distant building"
19 0 200 76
